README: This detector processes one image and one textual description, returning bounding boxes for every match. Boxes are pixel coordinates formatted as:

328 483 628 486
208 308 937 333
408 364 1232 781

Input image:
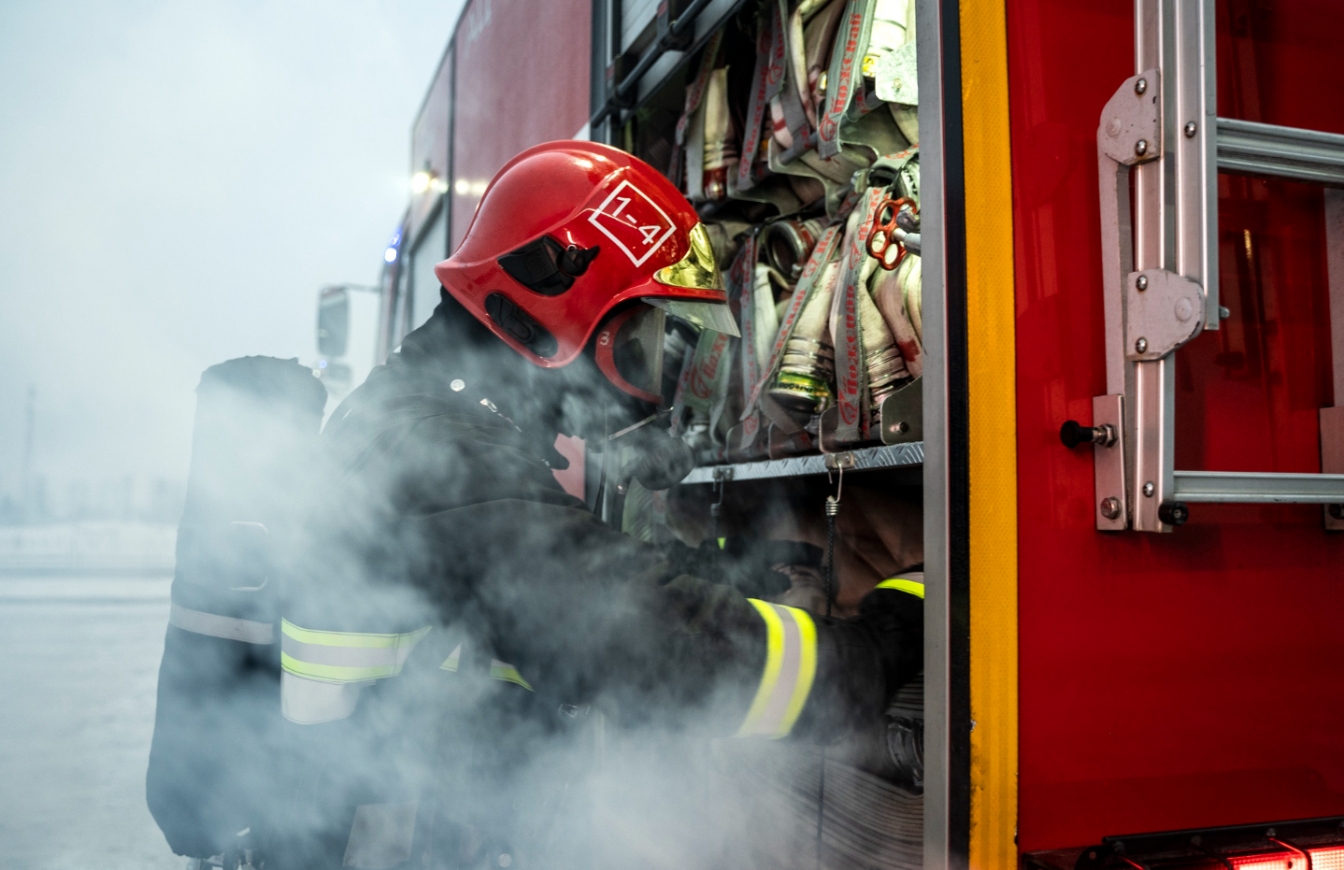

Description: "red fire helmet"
435 141 737 401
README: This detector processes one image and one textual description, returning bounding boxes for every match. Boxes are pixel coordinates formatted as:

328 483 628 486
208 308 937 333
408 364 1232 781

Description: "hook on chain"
822 462 844 617
710 468 731 545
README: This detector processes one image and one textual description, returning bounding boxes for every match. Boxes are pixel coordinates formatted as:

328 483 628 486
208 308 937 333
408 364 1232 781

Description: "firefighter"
276 141 923 867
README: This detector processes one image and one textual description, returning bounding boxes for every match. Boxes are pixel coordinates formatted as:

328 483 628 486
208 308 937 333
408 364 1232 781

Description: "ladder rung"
1173 470 1344 504
1216 117 1344 186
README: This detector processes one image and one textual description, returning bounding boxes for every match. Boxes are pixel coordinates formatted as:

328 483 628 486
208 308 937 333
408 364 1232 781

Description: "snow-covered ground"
0 574 179 869
0 522 176 574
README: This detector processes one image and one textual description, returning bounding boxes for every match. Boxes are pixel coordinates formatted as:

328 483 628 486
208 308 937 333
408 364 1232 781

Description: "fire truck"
324 0 1344 866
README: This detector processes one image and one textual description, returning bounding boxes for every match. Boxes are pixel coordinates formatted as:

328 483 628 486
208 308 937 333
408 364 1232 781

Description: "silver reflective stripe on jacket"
169 602 275 645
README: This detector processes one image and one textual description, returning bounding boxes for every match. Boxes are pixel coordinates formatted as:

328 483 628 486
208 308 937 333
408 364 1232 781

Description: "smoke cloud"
0 0 462 512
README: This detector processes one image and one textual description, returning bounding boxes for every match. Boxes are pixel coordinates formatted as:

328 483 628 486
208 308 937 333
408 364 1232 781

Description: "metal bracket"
818 378 924 451
1092 395 1128 531
1098 70 1162 168
878 377 924 445
824 451 857 472
1097 69 1162 400
1125 268 1206 360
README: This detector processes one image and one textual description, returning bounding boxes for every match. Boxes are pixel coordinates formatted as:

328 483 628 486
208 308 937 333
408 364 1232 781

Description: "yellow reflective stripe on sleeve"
740 601 785 731
876 577 926 599
436 644 532 690
736 599 817 739
439 643 462 672
280 620 430 685
281 620 428 648
280 653 391 684
489 660 534 692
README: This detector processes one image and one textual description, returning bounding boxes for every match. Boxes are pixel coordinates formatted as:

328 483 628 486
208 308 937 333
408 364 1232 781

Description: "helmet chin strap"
604 414 696 492
606 410 667 442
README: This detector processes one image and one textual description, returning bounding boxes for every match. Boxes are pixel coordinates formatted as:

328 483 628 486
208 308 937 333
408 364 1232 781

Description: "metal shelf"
680 442 925 485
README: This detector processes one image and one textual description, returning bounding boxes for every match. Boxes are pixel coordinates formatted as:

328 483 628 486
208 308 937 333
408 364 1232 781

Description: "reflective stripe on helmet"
279 620 430 684
736 599 817 739
490 660 533 691
875 577 925 599
169 602 275 645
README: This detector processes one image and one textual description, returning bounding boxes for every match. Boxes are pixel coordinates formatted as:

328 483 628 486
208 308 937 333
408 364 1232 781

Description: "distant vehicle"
312 216 410 404
314 282 383 403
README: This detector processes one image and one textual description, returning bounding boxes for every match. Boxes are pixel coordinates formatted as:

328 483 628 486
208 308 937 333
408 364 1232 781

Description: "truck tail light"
1309 846 1344 870
1025 817 1344 870
1231 856 1299 870
1233 847 1344 870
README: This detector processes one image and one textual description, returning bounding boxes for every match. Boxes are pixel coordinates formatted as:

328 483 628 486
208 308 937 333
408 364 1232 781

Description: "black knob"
1060 420 1096 449
1158 501 1189 526
1061 420 1117 449
1060 420 1086 448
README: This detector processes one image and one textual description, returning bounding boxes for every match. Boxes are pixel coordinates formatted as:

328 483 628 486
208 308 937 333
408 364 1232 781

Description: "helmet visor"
644 298 741 337
653 223 722 293
595 305 666 404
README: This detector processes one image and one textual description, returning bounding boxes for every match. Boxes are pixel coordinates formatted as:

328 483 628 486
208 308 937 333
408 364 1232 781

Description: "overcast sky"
0 0 463 503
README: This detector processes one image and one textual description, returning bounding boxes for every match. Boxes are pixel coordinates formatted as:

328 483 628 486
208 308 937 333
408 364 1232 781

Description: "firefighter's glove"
656 540 789 598
609 425 696 492
798 583 924 744
857 583 925 699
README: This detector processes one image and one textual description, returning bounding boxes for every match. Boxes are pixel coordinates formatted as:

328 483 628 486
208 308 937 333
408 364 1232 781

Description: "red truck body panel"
409 51 453 243
450 0 592 254
1009 0 1344 852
